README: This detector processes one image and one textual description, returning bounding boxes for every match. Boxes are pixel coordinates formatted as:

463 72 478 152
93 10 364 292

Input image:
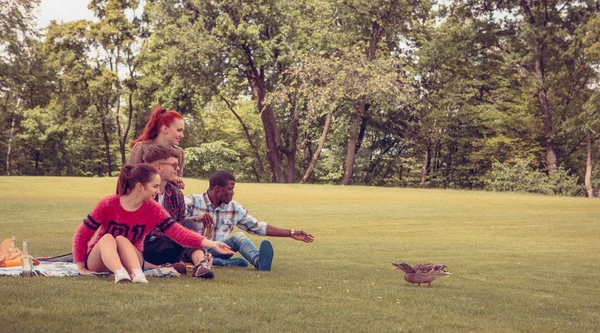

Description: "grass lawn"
1 176 599 332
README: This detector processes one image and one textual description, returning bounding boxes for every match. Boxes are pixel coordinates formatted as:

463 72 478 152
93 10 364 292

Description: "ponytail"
116 164 159 195
130 105 184 147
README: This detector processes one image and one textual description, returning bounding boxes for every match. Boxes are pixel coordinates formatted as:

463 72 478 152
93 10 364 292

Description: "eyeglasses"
159 162 180 169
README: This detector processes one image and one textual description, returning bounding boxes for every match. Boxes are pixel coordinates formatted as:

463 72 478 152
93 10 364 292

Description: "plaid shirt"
185 192 267 241
160 183 186 223
148 183 186 240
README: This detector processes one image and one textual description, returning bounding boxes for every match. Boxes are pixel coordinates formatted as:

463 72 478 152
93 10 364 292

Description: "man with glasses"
142 145 215 279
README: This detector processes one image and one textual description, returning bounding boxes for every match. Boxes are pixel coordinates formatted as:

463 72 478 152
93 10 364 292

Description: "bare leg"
190 249 206 265
87 234 123 273
115 236 143 273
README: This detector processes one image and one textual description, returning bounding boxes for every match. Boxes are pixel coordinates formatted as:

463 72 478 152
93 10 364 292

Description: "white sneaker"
131 268 148 284
114 267 131 284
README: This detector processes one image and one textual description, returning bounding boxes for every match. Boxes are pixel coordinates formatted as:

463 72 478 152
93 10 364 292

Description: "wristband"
290 229 295 238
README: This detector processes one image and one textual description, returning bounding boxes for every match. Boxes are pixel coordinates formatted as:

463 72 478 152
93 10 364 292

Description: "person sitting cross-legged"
185 171 314 271
141 144 216 279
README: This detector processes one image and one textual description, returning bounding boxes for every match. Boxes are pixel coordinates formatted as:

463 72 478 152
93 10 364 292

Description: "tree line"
2 0 600 196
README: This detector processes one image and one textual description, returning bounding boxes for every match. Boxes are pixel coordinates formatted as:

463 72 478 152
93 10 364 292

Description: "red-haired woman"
72 164 234 283
129 105 186 188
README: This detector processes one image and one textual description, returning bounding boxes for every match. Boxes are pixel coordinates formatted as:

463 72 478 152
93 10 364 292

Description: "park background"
2 0 600 196
2 1 600 331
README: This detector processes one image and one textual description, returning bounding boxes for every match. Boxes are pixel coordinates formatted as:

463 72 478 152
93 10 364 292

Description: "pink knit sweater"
73 194 205 263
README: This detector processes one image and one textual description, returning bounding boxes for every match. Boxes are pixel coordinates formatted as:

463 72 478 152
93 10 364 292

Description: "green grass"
1 177 600 332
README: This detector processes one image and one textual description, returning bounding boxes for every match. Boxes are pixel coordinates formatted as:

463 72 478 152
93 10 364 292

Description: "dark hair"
116 164 159 195
209 171 235 189
144 144 180 164
130 105 184 148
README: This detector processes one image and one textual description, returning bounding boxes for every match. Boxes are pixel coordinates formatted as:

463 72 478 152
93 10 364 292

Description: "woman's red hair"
130 105 184 147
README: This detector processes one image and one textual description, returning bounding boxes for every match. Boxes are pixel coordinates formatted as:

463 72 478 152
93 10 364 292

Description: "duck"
392 262 451 287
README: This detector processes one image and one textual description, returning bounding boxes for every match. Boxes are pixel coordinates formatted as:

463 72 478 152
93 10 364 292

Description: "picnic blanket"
0 261 181 278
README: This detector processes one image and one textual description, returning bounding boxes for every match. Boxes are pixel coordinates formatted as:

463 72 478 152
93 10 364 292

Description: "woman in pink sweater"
73 164 233 283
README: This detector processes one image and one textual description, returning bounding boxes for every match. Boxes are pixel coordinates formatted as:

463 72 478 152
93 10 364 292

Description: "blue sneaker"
258 240 274 271
212 258 249 267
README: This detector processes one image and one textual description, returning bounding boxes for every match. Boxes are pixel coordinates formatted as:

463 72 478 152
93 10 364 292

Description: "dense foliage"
2 0 600 196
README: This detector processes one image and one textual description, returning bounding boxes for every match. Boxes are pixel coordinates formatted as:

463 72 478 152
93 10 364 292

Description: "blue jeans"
207 232 259 268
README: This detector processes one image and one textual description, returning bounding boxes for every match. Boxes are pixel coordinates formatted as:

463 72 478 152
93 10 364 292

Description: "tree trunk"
420 139 432 187
6 95 21 176
115 92 125 165
6 115 16 176
284 151 296 183
100 113 113 177
301 110 333 184
303 131 312 168
355 104 369 152
122 91 134 163
113 47 127 166
6 98 21 176
341 21 383 185
261 104 286 183
341 101 365 185
585 133 594 198
280 95 298 183
220 95 266 182
246 66 285 183
34 150 40 174
535 66 557 174
121 52 138 166
521 1 557 174
533 45 556 174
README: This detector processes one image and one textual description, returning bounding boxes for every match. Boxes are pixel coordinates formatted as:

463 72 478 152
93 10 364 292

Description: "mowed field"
0 176 599 332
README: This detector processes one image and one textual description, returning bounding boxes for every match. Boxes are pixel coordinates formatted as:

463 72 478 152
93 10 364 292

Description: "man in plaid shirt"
141 145 215 279
185 171 314 271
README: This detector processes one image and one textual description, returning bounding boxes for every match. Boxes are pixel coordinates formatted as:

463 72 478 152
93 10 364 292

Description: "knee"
115 235 131 245
230 232 249 243
99 234 116 245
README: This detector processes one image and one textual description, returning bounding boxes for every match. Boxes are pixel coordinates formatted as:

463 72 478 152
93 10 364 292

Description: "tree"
333 0 431 185
270 45 411 184
454 0 600 175
581 16 600 197
89 0 144 165
0 0 41 175
44 20 119 176
142 0 335 183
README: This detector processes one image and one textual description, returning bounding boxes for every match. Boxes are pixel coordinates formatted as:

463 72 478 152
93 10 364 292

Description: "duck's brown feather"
393 262 451 284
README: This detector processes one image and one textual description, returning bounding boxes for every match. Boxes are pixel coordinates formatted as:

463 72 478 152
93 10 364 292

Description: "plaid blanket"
0 261 181 278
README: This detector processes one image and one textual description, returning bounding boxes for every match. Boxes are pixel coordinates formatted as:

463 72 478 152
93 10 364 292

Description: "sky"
35 0 97 29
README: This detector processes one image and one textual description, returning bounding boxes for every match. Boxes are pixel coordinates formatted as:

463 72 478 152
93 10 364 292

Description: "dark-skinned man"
185 171 314 271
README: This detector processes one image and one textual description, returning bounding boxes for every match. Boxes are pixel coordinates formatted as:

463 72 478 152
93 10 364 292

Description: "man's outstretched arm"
266 224 314 243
